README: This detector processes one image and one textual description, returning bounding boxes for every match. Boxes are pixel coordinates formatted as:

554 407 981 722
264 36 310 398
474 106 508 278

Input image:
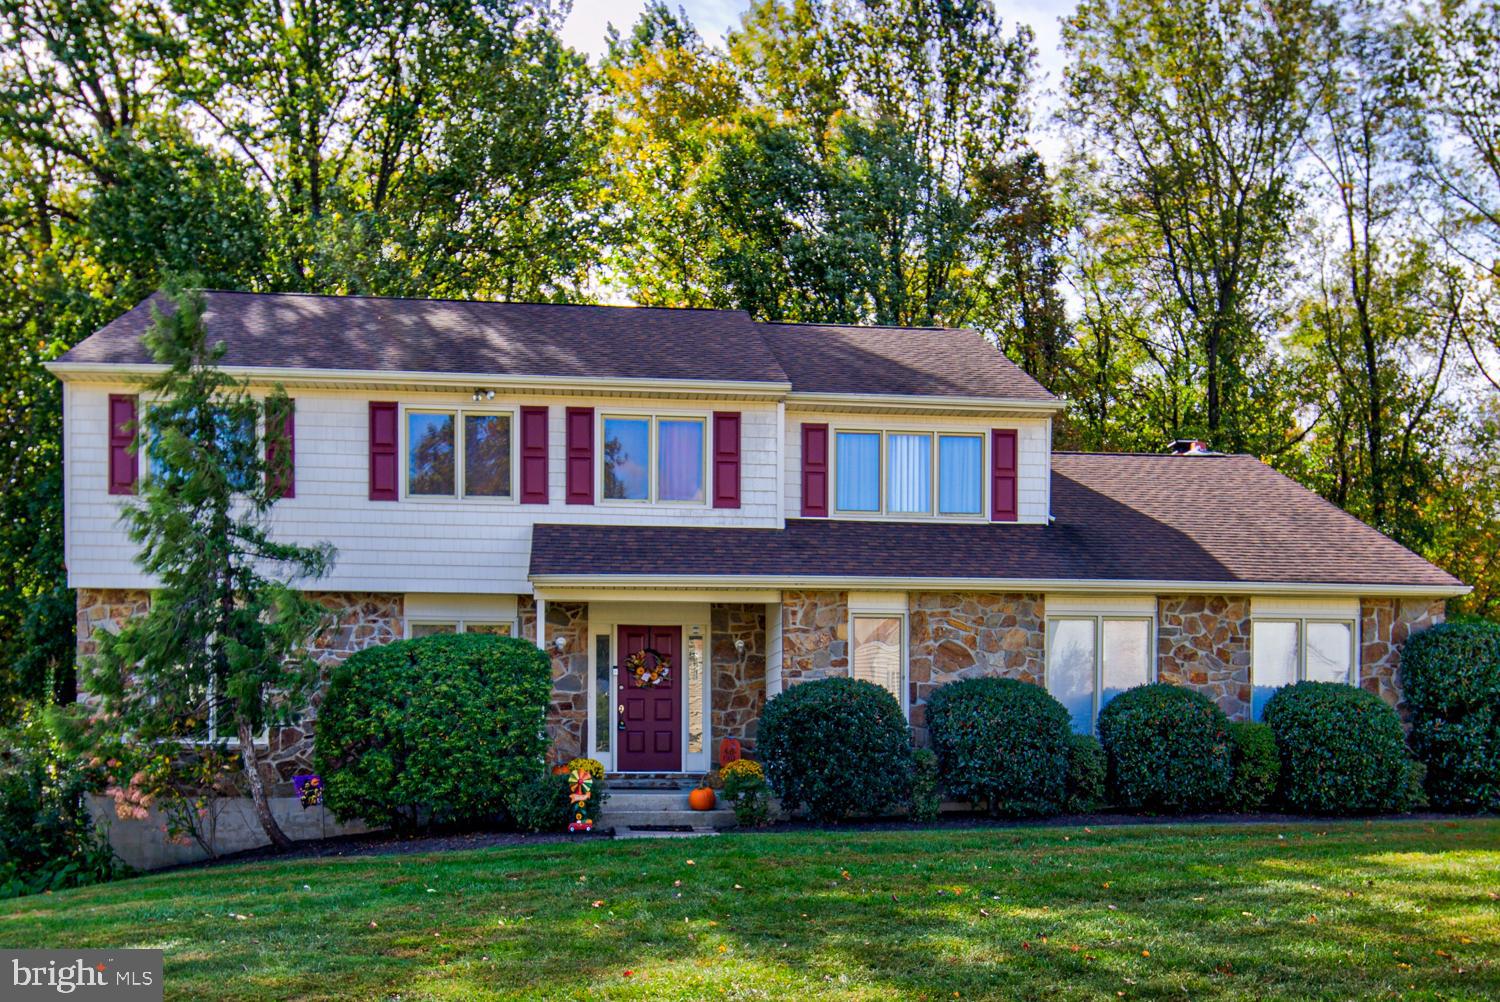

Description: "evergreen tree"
86 287 335 850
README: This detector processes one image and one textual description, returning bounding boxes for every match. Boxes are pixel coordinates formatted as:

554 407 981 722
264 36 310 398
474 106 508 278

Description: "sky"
559 0 1074 105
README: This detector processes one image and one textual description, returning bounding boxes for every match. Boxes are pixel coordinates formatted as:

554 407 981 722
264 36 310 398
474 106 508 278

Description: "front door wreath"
625 647 672 687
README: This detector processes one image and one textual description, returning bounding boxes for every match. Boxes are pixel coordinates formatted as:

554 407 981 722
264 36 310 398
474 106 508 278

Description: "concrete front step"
600 808 736 829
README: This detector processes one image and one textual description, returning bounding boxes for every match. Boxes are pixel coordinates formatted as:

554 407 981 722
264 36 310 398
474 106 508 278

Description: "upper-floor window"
1251 618 1355 720
147 404 257 491
405 407 513 500
834 429 984 517
602 414 706 504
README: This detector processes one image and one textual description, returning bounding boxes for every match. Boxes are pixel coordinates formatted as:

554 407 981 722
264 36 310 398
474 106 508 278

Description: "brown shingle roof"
57 291 1058 403
58 291 788 385
529 453 1463 590
760 322 1056 402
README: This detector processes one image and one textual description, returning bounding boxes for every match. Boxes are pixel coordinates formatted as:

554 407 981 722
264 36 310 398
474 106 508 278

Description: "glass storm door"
616 625 683 771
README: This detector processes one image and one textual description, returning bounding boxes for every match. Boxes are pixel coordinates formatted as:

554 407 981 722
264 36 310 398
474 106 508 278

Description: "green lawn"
2 820 1497 1001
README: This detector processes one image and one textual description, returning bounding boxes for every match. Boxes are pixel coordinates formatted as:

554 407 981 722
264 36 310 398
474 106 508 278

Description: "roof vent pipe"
1168 439 1214 455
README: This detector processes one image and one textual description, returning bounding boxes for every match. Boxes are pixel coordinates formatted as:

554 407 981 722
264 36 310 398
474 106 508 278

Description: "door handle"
618 704 625 730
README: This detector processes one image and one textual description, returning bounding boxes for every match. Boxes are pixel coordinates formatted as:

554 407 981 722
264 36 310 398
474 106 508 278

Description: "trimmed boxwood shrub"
314 634 551 830
1064 732 1107 814
1262 681 1416 815
1400 620 1500 812
758 677 912 823
1226 721 1279 812
908 748 942 823
926 678 1071 816
1097 684 1232 814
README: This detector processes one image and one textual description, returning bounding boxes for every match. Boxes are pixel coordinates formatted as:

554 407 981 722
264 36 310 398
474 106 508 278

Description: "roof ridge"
757 319 971 333
190 289 753 316
1053 450 1260 459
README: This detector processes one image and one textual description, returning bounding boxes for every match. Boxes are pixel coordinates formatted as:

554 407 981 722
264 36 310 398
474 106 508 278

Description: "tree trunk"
238 719 293 851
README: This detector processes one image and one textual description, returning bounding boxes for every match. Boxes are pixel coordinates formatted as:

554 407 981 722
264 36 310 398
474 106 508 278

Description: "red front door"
617 625 682 772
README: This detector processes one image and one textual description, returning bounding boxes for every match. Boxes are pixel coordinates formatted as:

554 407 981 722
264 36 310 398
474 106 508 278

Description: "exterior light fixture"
471 388 495 402
734 638 746 654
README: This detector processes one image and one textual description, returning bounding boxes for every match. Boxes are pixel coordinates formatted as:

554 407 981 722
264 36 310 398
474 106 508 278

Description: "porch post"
765 601 783 698
535 595 547 649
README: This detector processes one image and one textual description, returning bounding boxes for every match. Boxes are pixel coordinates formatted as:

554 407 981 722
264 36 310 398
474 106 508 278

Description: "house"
50 291 1467 790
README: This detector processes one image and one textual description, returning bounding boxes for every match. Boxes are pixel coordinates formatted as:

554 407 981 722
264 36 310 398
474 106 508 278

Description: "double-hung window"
405 408 513 499
1047 616 1154 733
1251 618 1355 720
833 429 985 517
601 414 707 504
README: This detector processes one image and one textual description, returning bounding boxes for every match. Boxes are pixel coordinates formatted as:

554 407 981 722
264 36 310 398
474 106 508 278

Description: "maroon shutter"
265 399 295 499
712 411 741 509
565 407 594 504
520 405 549 504
107 394 138 495
800 422 829 517
369 401 399 501
991 428 1018 522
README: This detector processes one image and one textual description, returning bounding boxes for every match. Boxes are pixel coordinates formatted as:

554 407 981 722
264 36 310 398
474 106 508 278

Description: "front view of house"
51 292 1468 787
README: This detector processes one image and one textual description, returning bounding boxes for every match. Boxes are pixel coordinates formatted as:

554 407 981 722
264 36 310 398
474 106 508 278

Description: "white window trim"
847 609 910 718
830 426 990 521
1045 614 1158 733
597 410 711 507
1251 616 1359 686
399 403 519 503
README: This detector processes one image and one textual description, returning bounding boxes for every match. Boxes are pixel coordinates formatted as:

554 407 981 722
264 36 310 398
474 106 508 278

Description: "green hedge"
1064 732 1107 813
758 678 912 823
1263 681 1416 815
1226 721 1279 812
926 678 1071 816
1400 621 1500 812
314 634 551 830
1097 684 1232 814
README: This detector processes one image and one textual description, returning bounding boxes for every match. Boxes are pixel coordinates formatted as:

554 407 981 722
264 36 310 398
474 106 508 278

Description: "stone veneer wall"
1156 595 1253 721
780 591 849 685
75 589 403 793
518 597 590 763
907 592 1045 739
711 603 766 761
1360 598 1445 720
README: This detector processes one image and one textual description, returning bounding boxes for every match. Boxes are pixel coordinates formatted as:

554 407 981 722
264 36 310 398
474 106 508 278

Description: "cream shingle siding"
63 384 784 593
782 409 1052 523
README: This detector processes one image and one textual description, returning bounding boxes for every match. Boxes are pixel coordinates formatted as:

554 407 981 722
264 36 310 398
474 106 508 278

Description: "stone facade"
1360 598 1445 720
780 590 849 684
711 603 767 760
74 589 403 793
267 592 404 787
1156 595 1253 720
75 588 152 665
908 592 1045 737
519 597 590 763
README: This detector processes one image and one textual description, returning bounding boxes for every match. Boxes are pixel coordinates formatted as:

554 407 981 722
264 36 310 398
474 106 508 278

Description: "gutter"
44 361 795 399
528 572 1470 599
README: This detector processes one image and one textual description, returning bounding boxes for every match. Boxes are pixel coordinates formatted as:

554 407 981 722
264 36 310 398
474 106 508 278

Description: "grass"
1 820 1497 1000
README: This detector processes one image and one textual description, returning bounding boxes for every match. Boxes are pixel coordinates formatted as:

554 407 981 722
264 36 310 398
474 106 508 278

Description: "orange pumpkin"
550 764 570 776
688 786 717 811
718 737 742 765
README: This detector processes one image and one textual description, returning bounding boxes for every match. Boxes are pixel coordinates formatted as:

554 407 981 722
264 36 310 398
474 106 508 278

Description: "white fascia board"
527 572 1470 599
45 361 793 398
786 391 1063 414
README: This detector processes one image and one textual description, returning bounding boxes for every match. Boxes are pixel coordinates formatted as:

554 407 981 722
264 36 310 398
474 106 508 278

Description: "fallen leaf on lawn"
1107 904 1117 911
1307 915 1318 923
979 909 990 917
685 860 695 866
1436 950 1453 958
369 921 378 928
718 945 727 954
231 914 248 921
623 970 633 977
592 900 604 908
734 884 744 890
1141 950 1150 957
